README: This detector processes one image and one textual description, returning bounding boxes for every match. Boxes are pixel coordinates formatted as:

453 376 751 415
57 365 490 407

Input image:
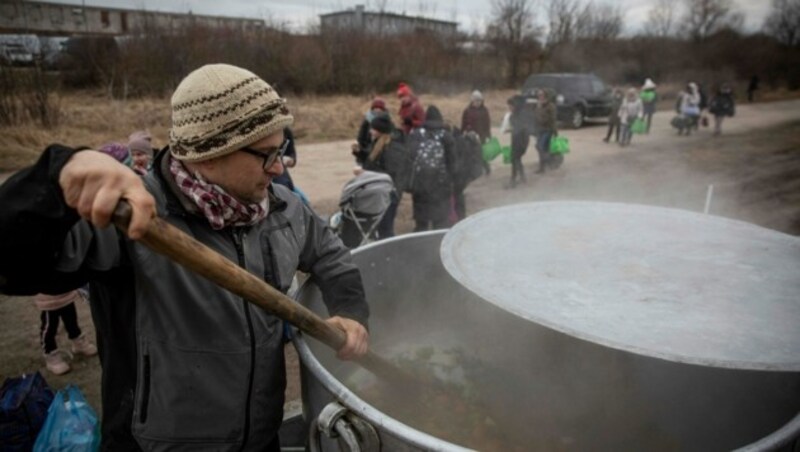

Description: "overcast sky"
44 0 773 34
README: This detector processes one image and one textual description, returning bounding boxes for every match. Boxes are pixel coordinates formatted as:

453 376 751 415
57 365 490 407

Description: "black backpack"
408 127 450 195
452 129 484 187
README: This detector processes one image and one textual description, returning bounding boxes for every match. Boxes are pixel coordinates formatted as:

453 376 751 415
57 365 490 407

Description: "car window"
527 76 558 90
591 79 606 94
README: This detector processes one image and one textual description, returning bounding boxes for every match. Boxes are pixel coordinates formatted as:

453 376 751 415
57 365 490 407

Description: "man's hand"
326 316 369 360
59 150 156 239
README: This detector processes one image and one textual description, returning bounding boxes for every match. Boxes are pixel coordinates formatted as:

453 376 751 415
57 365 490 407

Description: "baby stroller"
330 171 395 248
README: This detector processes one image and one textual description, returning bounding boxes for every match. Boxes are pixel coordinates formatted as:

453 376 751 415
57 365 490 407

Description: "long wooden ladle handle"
111 201 401 381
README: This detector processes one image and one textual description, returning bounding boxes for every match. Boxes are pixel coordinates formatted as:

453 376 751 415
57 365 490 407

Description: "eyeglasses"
240 139 290 170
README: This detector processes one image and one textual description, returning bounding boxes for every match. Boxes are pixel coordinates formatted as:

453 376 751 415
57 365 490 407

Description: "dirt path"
292 99 800 230
2 99 799 420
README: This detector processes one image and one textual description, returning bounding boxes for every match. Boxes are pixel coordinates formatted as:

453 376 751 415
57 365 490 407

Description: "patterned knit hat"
169 64 294 162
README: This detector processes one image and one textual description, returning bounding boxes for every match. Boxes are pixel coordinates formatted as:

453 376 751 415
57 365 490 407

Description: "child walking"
34 290 97 375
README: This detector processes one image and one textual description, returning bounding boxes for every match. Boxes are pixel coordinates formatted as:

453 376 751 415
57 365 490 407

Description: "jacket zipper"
232 229 256 451
140 354 150 423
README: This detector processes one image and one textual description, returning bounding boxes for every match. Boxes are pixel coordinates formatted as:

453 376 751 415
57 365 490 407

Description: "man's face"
471 100 482 108
399 94 410 104
198 131 285 204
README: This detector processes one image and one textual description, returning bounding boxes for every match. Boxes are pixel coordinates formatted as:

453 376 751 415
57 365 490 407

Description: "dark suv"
521 73 613 128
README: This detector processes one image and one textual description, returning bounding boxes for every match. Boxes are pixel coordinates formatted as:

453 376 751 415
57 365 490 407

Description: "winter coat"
641 89 658 114
460 103 491 143
399 95 426 134
678 89 701 116
619 98 643 124
408 115 455 223
709 92 735 117
273 127 296 191
360 129 412 192
0 146 369 451
534 101 557 135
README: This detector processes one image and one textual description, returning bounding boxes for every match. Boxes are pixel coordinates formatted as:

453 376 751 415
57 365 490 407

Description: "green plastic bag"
501 145 512 164
549 136 570 155
640 90 656 103
631 118 647 134
481 137 502 162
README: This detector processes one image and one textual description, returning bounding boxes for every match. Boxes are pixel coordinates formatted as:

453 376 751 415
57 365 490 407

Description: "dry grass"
2 86 797 172
0 89 517 171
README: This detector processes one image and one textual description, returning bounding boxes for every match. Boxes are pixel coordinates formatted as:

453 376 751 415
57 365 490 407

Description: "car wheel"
571 106 585 129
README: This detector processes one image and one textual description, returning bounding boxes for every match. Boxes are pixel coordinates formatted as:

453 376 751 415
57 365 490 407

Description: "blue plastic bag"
0 372 55 451
33 385 99 452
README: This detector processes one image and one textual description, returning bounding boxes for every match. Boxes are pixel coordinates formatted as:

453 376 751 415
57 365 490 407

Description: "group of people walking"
603 77 737 145
349 81 567 239
352 83 466 234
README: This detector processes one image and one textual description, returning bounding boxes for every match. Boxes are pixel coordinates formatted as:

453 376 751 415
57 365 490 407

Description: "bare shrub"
0 63 60 128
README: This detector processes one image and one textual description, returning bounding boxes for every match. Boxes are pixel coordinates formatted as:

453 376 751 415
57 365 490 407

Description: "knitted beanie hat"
471 90 483 102
169 64 294 162
397 82 412 98
370 97 387 111
128 130 153 154
99 142 132 166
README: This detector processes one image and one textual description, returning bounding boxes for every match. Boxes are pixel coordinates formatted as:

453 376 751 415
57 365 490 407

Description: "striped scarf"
169 157 268 230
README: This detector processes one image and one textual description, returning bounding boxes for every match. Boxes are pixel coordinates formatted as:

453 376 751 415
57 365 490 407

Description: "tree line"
1 0 798 128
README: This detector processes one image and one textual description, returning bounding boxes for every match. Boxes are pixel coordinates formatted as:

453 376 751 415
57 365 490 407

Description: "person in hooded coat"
461 90 492 176
397 83 426 134
708 83 736 136
640 78 658 134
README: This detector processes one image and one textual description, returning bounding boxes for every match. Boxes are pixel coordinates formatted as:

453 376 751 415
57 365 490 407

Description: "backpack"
0 372 55 451
452 130 484 187
408 127 450 195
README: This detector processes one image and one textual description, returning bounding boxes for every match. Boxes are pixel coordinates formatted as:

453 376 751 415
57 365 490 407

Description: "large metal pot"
294 227 800 451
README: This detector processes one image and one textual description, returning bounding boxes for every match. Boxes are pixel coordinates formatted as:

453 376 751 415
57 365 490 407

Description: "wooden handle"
111 201 399 380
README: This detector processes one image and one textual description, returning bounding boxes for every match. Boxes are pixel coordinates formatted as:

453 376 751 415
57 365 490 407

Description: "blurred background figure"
461 90 492 175
709 83 736 136
640 79 658 134
747 75 759 103
397 82 426 134
356 97 388 152
603 88 624 143
619 88 643 147
33 290 97 375
127 130 155 175
409 105 454 231
98 142 133 166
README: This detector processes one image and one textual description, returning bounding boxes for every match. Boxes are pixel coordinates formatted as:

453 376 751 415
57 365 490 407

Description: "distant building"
0 1 264 36
320 4 457 37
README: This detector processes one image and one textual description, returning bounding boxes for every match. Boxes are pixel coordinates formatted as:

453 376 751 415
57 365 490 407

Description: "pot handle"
309 401 380 452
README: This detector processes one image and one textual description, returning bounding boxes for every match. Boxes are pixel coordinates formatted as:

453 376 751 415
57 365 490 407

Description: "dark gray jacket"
0 146 368 451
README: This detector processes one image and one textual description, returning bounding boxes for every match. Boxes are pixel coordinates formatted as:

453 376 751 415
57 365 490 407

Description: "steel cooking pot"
294 204 800 451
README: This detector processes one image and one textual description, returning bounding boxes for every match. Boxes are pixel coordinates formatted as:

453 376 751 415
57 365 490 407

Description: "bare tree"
579 3 624 40
764 0 800 47
488 0 542 86
646 0 677 37
680 0 741 41
546 0 583 48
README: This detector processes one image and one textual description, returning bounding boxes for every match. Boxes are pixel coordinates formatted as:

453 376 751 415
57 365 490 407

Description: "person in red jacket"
397 82 425 134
